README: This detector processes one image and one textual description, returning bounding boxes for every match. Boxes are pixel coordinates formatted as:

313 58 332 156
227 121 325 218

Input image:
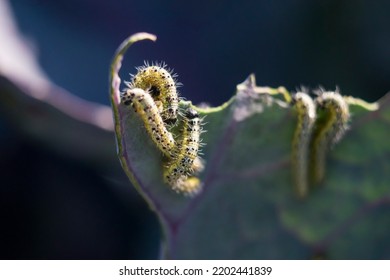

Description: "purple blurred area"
0 0 389 259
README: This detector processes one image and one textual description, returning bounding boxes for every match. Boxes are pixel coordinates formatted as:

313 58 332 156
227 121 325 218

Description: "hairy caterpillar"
309 90 350 185
291 91 316 198
121 88 176 158
128 62 179 124
164 108 203 195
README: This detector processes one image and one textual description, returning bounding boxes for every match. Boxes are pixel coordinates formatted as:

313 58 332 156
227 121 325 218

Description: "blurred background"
0 0 389 259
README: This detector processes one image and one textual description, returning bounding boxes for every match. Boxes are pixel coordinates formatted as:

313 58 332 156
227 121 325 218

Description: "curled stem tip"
109 32 157 104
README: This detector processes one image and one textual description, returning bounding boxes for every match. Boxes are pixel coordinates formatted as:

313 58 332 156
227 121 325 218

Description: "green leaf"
110 33 390 259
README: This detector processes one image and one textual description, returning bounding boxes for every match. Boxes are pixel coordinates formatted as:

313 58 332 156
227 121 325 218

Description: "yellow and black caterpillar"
121 63 204 196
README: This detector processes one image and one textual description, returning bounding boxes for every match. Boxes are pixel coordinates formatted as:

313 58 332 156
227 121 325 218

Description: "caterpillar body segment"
130 63 179 124
291 92 316 198
164 108 203 195
315 91 350 146
121 88 176 158
310 90 350 185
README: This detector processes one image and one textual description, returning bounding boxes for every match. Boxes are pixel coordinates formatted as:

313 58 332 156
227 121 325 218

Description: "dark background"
1 0 389 259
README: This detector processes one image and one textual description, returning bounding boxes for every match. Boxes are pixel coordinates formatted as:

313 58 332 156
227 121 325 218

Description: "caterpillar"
164 107 203 195
128 62 179 125
291 91 316 198
309 90 350 185
121 88 176 158
122 62 205 196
